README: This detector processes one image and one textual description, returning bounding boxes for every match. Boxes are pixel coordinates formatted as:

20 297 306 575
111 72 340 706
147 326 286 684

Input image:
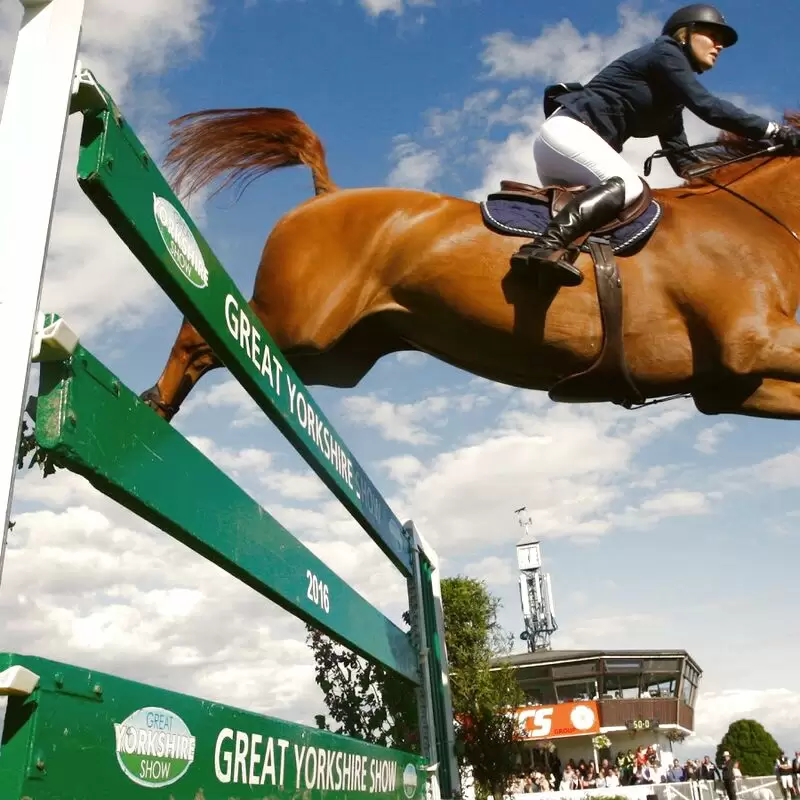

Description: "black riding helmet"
662 4 739 47
663 4 738 72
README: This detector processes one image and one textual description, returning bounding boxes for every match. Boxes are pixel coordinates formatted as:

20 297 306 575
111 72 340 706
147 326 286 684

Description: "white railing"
507 776 781 800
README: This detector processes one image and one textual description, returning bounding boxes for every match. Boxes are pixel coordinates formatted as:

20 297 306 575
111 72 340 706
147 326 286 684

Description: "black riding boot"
510 176 627 286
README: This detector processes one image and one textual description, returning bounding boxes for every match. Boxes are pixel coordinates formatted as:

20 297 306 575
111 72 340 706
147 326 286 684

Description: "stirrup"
510 245 583 287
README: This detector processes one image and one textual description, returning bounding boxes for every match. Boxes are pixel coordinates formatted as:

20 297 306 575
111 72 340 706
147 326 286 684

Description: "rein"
623 141 798 410
645 141 800 243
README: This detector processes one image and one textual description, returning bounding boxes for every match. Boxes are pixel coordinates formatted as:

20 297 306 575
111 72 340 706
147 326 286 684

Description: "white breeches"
534 108 644 207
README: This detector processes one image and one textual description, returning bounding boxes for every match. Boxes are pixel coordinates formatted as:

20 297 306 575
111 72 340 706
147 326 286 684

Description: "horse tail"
163 107 337 200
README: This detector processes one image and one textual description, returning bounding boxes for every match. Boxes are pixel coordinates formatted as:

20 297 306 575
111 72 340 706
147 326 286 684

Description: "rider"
511 3 800 287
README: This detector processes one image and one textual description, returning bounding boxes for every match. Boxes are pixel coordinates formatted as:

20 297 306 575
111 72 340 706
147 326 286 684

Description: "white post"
0 0 85 585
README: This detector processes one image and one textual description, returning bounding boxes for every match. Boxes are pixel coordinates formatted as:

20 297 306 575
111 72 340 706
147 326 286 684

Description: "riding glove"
771 124 800 149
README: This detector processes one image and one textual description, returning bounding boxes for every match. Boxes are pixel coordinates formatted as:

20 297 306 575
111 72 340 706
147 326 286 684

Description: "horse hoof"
140 385 160 407
140 386 176 421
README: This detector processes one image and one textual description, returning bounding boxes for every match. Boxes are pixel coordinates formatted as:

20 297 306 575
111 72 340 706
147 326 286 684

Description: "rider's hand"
771 124 800 150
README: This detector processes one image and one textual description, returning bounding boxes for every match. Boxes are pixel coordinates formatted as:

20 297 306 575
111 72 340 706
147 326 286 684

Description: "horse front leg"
695 377 800 420
719 317 800 384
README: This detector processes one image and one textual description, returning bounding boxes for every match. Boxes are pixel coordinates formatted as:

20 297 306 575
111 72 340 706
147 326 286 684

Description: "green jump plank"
34 348 418 683
0 652 426 800
75 80 411 577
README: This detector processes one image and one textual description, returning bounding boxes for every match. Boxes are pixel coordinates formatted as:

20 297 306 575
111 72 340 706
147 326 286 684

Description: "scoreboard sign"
517 702 600 740
625 718 660 731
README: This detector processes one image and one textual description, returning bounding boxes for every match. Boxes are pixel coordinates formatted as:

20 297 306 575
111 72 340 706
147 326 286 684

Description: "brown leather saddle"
496 178 653 410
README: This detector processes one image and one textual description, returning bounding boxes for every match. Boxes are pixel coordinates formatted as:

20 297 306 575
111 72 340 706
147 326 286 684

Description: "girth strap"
548 238 645 409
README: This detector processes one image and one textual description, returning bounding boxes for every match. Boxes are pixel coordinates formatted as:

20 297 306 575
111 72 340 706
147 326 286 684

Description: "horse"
140 107 800 422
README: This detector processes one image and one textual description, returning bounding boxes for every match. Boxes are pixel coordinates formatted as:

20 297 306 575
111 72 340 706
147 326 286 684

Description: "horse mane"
683 111 800 185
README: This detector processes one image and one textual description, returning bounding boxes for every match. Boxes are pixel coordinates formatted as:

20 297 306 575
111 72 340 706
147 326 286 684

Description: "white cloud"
1 497 326 719
462 555 516 588
259 469 329 501
619 404 695 447
359 0 434 18
0 0 213 342
394 351 429 366
480 4 661 83
629 465 675 489
755 449 800 488
690 689 800 754
612 489 710 529
386 400 633 555
695 421 735 454
387 135 442 189
374 394 709 561
340 393 451 444
184 437 328 503
179 377 266 428
640 490 708 515
380 454 425 483
724 448 800 490
3 455 411 719
553 613 664 650
466 127 542 201
425 89 503 138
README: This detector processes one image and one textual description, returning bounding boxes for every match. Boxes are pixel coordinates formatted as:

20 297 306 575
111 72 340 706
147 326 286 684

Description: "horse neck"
719 156 800 293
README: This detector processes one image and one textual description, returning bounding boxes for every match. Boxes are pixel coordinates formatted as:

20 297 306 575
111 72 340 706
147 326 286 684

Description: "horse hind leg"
141 216 410 418
141 317 221 420
140 301 411 420
287 313 415 387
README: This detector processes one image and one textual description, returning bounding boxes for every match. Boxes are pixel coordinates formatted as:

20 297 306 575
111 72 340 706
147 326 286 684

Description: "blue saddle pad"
480 193 662 257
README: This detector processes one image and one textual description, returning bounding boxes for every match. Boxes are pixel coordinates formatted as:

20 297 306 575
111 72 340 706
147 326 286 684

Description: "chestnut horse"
141 108 800 421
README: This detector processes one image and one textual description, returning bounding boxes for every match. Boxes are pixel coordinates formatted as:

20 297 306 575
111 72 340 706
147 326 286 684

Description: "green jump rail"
0 67 459 800
32 346 418 683
76 79 412 577
0 653 427 800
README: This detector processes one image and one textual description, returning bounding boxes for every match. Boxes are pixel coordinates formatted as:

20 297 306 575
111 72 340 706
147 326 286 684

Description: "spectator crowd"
508 745 800 796
775 752 800 800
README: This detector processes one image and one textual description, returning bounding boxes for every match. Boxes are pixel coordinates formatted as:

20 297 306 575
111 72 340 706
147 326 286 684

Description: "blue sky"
1 0 799 764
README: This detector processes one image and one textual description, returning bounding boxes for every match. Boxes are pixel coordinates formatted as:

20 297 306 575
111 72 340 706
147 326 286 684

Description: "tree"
716 719 782 776
305 575 523 800
440 576 523 800
305 617 419 752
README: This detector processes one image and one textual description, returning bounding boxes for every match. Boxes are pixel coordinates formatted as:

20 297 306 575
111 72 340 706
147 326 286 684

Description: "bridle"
644 140 800 243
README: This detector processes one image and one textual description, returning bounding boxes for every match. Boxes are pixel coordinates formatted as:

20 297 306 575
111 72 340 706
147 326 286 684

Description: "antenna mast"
515 507 557 652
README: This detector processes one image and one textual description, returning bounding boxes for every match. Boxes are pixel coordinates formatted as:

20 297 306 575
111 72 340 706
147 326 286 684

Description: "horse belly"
392 233 695 393
389 244 608 389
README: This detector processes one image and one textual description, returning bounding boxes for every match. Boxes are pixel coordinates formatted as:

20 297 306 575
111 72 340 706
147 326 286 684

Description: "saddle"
496 179 653 235
480 178 663 411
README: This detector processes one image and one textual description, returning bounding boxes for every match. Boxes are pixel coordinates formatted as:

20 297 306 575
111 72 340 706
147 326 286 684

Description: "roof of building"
491 648 702 673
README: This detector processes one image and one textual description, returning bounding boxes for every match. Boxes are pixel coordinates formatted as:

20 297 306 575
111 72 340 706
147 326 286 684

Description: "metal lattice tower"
514 507 557 652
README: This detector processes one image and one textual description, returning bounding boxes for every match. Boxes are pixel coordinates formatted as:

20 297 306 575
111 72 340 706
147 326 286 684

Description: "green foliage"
305 617 419 752
716 719 782 776
17 417 59 477
441 576 522 799
8 415 60 534
305 574 522 799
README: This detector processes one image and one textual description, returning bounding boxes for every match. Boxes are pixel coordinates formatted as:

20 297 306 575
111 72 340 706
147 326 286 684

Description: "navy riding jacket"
553 35 772 175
